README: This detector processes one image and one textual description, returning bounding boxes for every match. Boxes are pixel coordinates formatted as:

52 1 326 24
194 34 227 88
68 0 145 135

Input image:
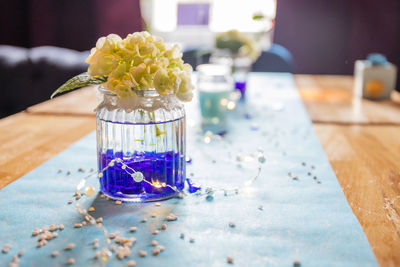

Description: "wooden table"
1 75 400 266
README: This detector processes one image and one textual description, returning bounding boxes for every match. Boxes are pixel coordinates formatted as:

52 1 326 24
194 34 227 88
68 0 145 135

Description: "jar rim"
98 86 173 98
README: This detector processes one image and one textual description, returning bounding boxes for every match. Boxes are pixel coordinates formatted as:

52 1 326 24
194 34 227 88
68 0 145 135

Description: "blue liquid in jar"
97 117 185 202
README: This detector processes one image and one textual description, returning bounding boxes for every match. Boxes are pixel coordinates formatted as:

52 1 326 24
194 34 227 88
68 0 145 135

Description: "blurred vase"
210 49 252 100
96 86 186 202
196 63 234 134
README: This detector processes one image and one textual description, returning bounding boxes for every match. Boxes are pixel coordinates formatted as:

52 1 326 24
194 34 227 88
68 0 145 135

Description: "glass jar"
96 87 186 202
196 64 234 133
232 56 252 100
210 49 252 100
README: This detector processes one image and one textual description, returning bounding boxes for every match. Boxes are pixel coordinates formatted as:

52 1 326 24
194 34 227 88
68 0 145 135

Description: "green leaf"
50 72 107 98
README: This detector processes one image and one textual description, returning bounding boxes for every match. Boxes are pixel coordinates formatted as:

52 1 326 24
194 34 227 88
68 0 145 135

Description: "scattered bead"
166 213 178 221
152 248 160 256
313 176 317 180
258 155 266 164
75 195 81 200
100 194 105 199
74 223 82 228
302 162 306 166
180 233 185 239
88 207 95 212
109 233 118 239
178 192 184 199
189 238 195 243
67 258 75 265
84 186 96 197
96 218 103 223
307 172 312 176
93 243 99 249
151 240 158 246
127 260 136 267
229 222 235 228
49 224 56 231
258 205 263 210
59 224 65 230
18 250 24 257
317 180 321 184
78 168 85 172
141 218 148 223
156 245 165 252
293 260 301 266
150 213 156 218
129 227 137 232
152 230 159 235
154 202 161 207
68 200 73 204
132 172 144 183
2 246 10 254
115 200 122 205
82 221 87 226
292 176 298 180
66 171 71 175
227 256 234 264
160 224 167 230
93 251 100 259
65 243 75 250
139 250 147 257
51 251 59 257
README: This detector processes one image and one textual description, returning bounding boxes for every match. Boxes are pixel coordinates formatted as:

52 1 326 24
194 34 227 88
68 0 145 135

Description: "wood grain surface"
1 74 400 266
296 75 400 125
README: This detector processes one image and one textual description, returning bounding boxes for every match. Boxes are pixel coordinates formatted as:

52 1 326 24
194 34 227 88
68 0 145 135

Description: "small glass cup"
233 56 252 100
196 64 234 133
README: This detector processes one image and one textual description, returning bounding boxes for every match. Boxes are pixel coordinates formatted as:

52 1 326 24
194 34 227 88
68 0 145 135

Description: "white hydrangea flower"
85 31 194 101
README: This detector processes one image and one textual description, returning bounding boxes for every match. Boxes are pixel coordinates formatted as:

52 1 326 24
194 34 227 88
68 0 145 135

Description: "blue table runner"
0 73 377 266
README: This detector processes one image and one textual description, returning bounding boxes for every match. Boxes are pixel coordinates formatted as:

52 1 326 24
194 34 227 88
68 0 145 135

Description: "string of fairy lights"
71 130 266 263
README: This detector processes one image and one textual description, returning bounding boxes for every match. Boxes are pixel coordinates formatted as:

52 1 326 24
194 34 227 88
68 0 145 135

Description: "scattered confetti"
65 243 75 250
139 250 147 257
127 260 136 267
166 213 178 221
152 248 160 256
51 251 59 257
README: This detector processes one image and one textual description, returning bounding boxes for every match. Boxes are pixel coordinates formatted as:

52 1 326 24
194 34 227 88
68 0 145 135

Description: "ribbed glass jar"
96 87 186 202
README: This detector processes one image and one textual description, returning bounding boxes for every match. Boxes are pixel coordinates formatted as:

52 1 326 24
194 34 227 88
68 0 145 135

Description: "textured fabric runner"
0 73 377 266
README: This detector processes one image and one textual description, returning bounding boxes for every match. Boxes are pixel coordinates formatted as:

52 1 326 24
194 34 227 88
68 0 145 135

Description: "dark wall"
0 0 143 51
1 0 399 74
274 0 400 76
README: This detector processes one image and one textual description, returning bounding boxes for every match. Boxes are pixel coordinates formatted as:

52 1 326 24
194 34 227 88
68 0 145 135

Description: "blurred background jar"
196 64 235 134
